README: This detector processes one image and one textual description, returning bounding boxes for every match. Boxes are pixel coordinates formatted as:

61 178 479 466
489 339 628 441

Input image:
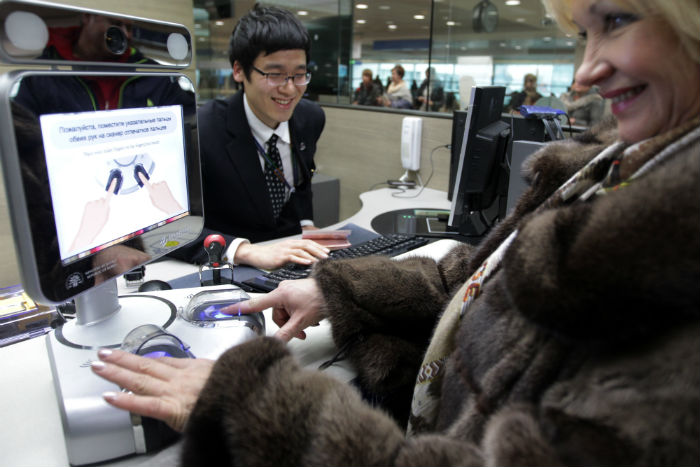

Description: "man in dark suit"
171 5 329 269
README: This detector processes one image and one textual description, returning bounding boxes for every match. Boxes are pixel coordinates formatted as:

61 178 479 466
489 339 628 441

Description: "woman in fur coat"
92 0 700 465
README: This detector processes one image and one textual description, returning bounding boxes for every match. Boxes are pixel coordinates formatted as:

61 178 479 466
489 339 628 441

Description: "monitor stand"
54 279 176 348
45 279 264 465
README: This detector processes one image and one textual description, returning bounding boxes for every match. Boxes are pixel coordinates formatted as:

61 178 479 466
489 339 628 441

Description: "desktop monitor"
448 86 511 237
1 71 202 319
449 110 545 203
0 4 231 464
0 70 203 464
387 92 545 241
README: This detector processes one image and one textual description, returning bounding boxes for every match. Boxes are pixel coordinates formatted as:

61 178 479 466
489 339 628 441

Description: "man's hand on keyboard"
234 239 330 270
226 278 324 342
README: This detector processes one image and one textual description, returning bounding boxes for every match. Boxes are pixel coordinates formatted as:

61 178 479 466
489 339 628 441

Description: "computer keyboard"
242 234 430 292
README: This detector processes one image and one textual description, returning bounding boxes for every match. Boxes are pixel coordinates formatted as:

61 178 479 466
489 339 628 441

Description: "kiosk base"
46 286 264 466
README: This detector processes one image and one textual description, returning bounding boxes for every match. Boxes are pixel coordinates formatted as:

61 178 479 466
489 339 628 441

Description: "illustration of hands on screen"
39 105 190 263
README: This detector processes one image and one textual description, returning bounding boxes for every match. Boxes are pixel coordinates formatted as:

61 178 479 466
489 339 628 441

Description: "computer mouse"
137 280 173 292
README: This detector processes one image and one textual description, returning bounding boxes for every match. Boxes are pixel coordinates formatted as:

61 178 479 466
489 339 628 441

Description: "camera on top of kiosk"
0 0 192 67
0 1 252 465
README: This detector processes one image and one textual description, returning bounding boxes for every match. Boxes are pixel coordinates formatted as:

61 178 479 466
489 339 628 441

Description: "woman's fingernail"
103 391 118 402
98 348 113 359
91 360 106 371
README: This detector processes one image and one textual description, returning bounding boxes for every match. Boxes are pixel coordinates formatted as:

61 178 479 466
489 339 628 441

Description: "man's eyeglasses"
252 66 312 86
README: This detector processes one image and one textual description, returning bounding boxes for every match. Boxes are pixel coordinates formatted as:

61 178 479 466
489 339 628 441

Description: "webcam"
0 0 192 68
104 25 127 55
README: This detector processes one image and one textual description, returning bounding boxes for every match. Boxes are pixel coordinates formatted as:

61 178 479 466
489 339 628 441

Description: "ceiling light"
505 0 520 5
379 5 390 10
298 11 308 16
388 24 397 29
414 14 425 20
515 18 526 23
214 20 224 26
356 3 368 9
543 36 552 41
446 20 456 26
356 19 366 24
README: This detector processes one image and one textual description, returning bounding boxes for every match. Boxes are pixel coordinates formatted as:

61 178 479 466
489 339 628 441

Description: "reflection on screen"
38 105 189 264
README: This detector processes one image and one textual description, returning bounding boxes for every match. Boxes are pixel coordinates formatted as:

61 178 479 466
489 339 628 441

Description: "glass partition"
193 0 581 115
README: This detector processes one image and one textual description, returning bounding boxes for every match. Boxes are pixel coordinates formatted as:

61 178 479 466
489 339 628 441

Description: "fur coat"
181 118 700 466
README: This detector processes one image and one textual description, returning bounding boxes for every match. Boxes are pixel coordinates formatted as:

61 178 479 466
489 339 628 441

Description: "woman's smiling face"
572 0 700 143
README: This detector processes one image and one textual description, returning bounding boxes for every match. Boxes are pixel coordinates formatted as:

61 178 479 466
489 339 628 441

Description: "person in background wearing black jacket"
168 4 329 270
352 69 382 106
505 73 543 114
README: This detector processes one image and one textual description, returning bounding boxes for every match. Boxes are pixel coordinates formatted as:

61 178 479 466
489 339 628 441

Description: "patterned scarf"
406 117 700 436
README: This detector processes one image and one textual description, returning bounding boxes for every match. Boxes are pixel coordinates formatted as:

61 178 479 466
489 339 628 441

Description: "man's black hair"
228 4 311 80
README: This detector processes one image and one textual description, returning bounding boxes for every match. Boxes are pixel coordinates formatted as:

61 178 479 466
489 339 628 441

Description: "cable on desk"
391 143 450 199
369 180 389 190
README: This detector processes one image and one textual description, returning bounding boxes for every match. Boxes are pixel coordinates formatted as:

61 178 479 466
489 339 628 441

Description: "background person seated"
381 64 413 109
352 69 382 106
505 72 543 114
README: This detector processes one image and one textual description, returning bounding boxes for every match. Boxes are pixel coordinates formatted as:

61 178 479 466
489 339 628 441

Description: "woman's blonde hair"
541 0 700 63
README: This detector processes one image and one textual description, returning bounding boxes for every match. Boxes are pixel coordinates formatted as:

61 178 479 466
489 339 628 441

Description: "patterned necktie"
264 134 286 219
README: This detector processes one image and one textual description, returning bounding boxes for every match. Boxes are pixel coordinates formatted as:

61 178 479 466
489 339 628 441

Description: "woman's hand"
229 278 325 342
234 239 329 270
90 349 215 432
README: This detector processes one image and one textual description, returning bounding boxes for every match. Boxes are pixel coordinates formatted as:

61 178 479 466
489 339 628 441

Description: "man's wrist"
223 238 250 266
